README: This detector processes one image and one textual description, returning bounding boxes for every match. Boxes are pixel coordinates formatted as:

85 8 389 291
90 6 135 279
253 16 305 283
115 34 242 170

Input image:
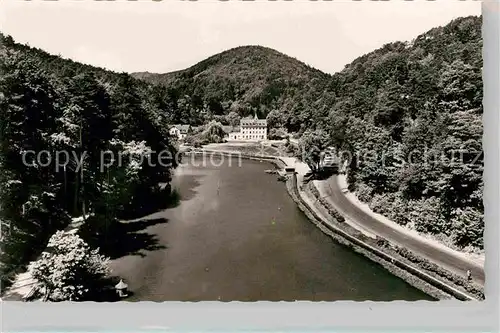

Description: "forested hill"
0 33 178 286
132 17 481 137
132 45 333 131
324 15 483 251
134 15 484 251
132 45 329 88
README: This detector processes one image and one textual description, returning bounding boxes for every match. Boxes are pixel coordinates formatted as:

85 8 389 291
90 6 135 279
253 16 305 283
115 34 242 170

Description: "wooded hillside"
324 16 483 251
135 16 484 251
0 34 178 287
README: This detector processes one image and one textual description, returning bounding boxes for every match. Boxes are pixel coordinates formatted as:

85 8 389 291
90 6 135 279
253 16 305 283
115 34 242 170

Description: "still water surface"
110 155 433 301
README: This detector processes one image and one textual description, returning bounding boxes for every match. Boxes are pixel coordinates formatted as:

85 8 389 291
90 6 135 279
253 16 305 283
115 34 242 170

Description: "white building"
169 125 190 140
228 114 267 141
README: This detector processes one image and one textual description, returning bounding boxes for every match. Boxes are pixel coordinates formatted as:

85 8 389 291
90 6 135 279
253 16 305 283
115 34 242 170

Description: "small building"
228 114 267 141
228 130 239 140
169 125 190 140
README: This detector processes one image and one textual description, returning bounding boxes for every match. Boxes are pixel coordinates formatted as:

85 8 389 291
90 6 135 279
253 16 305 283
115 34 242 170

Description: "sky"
0 0 481 75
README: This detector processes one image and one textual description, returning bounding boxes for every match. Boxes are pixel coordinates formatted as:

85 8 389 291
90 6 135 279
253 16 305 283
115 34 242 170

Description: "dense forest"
0 34 178 288
135 16 484 252
131 45 332 131
0 14 483 290
326 16 483 252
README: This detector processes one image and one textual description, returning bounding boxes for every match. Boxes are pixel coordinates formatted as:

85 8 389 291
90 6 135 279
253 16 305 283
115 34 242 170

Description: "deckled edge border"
1 1 498 332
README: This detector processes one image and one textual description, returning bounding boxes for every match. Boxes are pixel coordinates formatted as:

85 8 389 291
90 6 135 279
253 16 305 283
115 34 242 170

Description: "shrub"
388 194 410 226
306 179 484 300
369 193 395 216
393 244 484 300
356 183 374 203
408 197 449 234
376 236 390 248
286 143 300 159
268 127 288 140
28 231 111 301
307 182 345 223
450 207 484 249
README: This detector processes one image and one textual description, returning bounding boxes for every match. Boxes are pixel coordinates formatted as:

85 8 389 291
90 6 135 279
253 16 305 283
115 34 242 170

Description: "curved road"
317 175 485 285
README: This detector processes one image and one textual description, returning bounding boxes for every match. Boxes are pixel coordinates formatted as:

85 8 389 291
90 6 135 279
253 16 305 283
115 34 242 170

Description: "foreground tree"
0 34 178 284
299 129 330 174
206 121 226 142
0 52 70 280
28 231 111 301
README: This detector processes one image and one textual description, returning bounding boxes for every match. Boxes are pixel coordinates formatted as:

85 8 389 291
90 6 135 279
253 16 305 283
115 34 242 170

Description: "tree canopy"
0 33 178 288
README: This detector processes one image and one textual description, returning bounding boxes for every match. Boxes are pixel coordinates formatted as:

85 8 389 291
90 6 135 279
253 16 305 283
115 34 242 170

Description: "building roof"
240 118 267 128
115 279 128 290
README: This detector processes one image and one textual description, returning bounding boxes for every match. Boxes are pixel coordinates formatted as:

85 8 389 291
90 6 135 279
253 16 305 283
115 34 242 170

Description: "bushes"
307 182 345 223
268 127 289 140
376 236 390 248
408 197 450 234
357 180 483 251
387 194 410 226
368 193 395 216
320 197 346 223
367 193 411 227
392 245 484 300
28 231 111 301
285 141 300 159
450 207 484 249
355 183 374 203
308 180 484 300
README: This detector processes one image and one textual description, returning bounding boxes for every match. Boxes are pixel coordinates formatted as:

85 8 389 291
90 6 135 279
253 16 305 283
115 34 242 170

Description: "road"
317 175 485 285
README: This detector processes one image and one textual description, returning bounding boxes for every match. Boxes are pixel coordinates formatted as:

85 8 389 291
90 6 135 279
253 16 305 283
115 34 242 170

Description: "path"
316 175 485 285
2 216 86 300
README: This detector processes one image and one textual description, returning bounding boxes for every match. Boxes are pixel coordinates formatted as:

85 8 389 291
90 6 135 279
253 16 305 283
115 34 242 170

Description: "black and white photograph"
0 0 485 303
